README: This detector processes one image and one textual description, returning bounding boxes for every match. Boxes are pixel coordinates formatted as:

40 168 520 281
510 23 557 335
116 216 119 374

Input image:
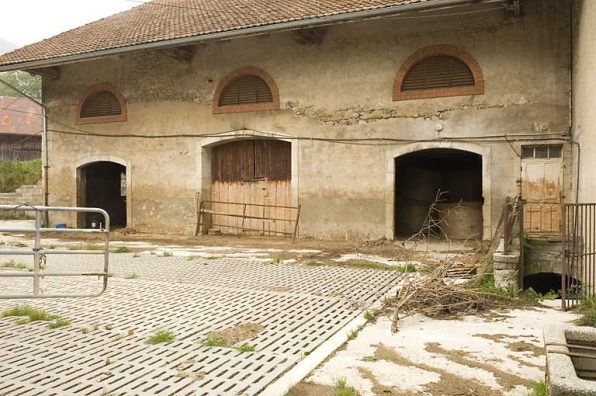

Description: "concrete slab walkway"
0 253 401 395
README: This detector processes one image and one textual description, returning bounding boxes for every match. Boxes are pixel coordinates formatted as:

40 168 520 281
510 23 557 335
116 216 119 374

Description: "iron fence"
0 205 110 299
562 203 596 311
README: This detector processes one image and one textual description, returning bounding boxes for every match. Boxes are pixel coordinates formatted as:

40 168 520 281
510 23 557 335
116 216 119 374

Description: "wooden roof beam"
292 27 328 45
26 67 60 80
161 46 195 63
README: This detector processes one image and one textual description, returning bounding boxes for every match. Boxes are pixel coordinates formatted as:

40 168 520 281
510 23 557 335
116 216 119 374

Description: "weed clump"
2 305 52 324
146 329 175 345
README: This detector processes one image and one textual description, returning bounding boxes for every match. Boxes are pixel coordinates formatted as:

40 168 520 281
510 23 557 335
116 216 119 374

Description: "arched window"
393 45 484 101
213 67 280 114
76 84 127 124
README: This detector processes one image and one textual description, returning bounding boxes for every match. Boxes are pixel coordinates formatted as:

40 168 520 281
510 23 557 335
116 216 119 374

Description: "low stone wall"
525 238 564 276
493 238 521 292
0 180 43 219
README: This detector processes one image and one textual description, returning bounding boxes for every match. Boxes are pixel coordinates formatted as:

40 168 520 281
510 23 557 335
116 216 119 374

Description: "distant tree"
0 71 41 99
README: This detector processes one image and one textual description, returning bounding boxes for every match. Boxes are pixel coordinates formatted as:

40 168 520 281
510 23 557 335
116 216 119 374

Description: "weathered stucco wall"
44 0 571 239
573 0 596 203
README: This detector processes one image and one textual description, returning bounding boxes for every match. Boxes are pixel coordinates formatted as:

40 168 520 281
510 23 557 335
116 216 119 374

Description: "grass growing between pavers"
48 317 71 329
124 273 138 280
0 260 29 270
146 329 175 345
111 246 131 254
335 378 357 396
342 261 416 273
529 379 547 396
234 343 256 353
1 305 70 329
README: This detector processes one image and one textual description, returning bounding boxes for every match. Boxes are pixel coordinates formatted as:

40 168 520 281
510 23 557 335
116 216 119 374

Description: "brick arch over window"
76 84 127 124
393 45 484 101
213 67 280 115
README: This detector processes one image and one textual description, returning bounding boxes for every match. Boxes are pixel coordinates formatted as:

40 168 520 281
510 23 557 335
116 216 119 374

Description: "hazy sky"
0 0 139 47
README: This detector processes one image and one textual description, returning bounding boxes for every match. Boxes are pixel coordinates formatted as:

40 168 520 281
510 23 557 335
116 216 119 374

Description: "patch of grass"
2 305 51 324
330 291 344 297
48 244 56 249
146 329 175 345
48 317 71 329
266 257 282 265
529 379 547 396
335 378 357 396
111 246 131 254
364 310 379 321
344 261 403 271
234 343 255 353
80 327 89 334
347 325 365 341
13 243 28 248
92 324 100 331
576 296 596 326
162 251 173 257
187 256 194 261
0 159 42 193
519 288 558 302
132 253 140 258
105 324 113 331
305 259 322 266
124 273 138 280
396 263 417 274
69 244 102 251
107 273 114 278
0 260 29 270
202 332 230 347
205 256 219 260
2 232 13 236
105 357 111 365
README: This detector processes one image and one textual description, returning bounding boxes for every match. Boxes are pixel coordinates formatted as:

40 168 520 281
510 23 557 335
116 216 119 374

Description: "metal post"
519 198 525 290
292 205 302 243
240 204 247 235
33 210 41 296
562 203 567 311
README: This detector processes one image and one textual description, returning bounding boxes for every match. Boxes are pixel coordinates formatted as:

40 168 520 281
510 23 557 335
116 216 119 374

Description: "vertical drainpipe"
42 104 49 225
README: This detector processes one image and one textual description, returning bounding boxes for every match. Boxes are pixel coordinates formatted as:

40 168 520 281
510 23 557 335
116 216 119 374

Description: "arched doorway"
393 148 484 240
209 139 292 235
77 161 127 228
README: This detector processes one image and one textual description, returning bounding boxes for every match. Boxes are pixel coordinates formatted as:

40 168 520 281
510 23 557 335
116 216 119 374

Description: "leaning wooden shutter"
219 76 273 106
402 56 475 91
81 91 122 118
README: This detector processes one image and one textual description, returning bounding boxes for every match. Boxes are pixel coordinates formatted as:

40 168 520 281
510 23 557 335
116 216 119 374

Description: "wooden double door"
210 139 292 235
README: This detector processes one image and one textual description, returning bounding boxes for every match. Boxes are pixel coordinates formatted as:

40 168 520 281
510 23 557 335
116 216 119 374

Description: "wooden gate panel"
211 140 292 235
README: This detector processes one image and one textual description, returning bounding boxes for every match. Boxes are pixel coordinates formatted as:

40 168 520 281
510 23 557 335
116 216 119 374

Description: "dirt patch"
357 367 412 396
285 382 336 396
368 344 502 396
209 323 265 346
506 341 544 357
424 342 531 391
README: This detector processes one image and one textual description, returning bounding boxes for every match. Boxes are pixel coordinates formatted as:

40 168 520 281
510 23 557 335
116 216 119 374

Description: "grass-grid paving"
0 256 400 395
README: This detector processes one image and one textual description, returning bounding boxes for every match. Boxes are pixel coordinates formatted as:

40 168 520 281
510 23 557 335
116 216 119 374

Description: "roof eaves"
0 0 476 73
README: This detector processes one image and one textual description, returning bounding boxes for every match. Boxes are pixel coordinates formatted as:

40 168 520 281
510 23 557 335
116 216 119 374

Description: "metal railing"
562 203 596 311
0 205 110 299
197 200 301 242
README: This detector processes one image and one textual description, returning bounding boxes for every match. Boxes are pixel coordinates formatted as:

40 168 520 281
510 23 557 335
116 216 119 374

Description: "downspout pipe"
0 78 49 224
0 0 504 72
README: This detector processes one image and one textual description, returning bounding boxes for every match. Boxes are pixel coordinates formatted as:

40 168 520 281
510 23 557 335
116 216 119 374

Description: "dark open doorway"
78 161 127 228
394 149 483 239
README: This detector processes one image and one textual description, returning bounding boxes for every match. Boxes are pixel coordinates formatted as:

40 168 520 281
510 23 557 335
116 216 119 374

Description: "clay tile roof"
0 0 436 69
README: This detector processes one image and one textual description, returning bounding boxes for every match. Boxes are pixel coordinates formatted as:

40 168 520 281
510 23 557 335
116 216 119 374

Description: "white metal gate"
0 205 110 299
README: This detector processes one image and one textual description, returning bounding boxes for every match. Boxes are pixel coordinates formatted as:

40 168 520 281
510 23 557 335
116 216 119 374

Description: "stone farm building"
0 0 584 241
0 96 42 162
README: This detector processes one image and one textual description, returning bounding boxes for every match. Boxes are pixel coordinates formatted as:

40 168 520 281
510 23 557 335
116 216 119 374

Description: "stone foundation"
493 239 521 292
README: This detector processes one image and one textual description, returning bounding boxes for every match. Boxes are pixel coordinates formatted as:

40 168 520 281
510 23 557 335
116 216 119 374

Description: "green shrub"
529 379 546 396
0 159 42 193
